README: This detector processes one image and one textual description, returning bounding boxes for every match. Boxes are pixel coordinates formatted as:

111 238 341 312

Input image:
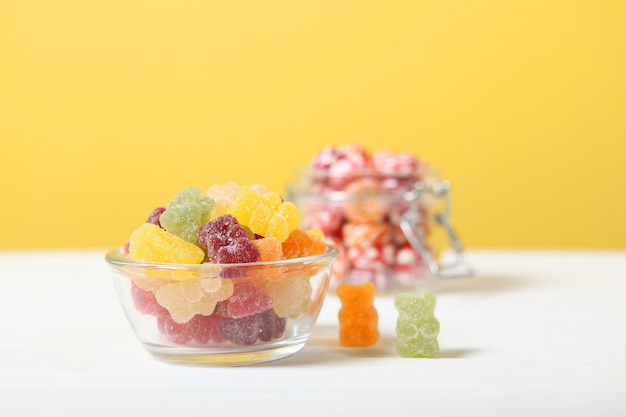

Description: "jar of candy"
287 144 473 290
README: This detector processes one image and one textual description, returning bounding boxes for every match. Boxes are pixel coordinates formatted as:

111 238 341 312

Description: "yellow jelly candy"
266 277 312 317
207 183 241 220
155 278 234 323
227 186 299 242
128 223 205 264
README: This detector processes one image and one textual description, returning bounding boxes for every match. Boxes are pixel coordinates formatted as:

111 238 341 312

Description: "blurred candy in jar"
300 202 344 238
346 244 395 289
293 144 436 289
393 244 428 287
327 237 348 284
342 222 391 248
343 178 388 224
310 144 371 189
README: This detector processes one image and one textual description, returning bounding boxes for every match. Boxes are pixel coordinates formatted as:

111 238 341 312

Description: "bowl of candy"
287 144 473 291
105 184 337 366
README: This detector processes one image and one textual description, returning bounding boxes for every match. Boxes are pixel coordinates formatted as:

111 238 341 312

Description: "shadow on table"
263 325 478 367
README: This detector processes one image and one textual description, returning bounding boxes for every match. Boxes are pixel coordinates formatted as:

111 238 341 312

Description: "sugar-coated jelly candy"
394 291 439 358
282 229 327 259
336 282 379 347
146 207 166 227
227 186 299 242
266 277 312 317
215 283 273 319
207 182 241 220
197 214 260 264
157 315 193 345
188 313 223 344
253 237 284 262
218 308 286 345
257 308 287 342
128 223 205 264
155 278 234 323
131 282 168 317
159 187 215 244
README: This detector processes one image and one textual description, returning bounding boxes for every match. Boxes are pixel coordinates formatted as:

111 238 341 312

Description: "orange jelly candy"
336 282 379 347
253 237 285 262
282 229 326 259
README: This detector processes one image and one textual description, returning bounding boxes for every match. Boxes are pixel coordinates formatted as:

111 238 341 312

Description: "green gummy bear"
159 187 215 244
394 291 440 358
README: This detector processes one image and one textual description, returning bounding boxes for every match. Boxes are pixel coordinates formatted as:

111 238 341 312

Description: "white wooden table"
1 249 625 416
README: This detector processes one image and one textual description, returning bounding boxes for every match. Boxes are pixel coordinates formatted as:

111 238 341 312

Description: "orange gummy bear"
282 229 326 259
336 282 379 347
253 237 285 262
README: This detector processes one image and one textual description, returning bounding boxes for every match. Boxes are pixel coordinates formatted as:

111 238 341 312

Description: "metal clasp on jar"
400 180 474 278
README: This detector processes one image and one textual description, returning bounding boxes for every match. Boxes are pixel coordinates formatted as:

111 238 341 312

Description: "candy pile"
292 144 437 289
124 183 328 346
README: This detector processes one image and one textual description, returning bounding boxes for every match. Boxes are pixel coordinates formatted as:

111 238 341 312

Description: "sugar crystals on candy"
253 237 285 262
197 214 260 264
159 187 215 244
128 223 205 264
336 282 379 347
227 186 299 242
207 183 241 220
155 278 234 323
122 182 331 348
394 291 439 358
282 228 327 259
266 277 312 317
216 283 273 319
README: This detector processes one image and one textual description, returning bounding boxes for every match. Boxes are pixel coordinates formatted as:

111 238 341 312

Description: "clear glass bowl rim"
105 245 339 272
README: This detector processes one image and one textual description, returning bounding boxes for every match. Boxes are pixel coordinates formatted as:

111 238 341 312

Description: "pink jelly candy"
146 207 166 228
215 283 273 319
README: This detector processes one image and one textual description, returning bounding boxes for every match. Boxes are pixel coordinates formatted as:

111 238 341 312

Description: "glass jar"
287 170 473 290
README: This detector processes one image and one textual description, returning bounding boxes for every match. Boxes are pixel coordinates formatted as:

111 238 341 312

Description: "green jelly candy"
159 187 215 244
394 291 440 358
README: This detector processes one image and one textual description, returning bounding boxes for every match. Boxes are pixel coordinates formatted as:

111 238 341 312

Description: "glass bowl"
105 246 338 366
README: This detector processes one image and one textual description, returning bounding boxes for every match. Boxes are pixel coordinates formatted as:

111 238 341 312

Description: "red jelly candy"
188 314 223 344
216 308 287 345
216 283 273 319
198 214 260 264
131 282 168 317
218 314 261 346
157 315 193 345
257 309 287 342
147 207 166 228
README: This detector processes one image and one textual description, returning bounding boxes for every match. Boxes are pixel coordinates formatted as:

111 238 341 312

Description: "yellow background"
1 0 624 249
